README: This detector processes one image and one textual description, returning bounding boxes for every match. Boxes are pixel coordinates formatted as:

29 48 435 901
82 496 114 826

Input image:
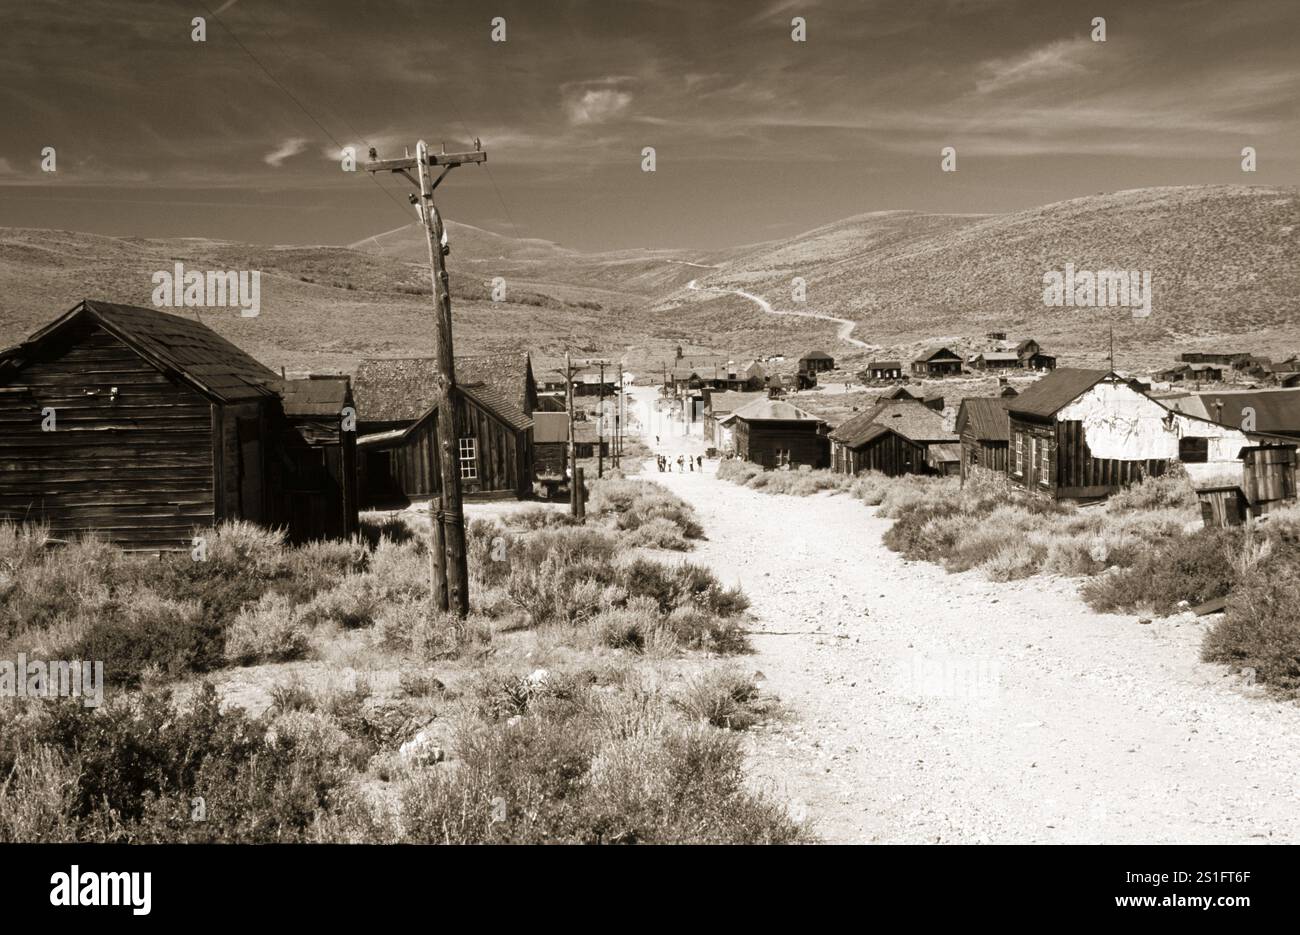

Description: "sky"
1 0 1297 251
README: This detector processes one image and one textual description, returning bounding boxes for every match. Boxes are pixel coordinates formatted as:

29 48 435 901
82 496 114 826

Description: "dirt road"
685 279 870 348
646 463 1300 844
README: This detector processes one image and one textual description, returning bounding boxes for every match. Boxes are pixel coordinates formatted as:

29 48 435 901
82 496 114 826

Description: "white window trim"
1039 438 1050 486
1014 431 1024 476
458 437 478 480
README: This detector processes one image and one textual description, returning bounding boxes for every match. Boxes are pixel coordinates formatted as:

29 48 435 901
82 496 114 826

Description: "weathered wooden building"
972 352 1021 371
955 396 1010 478
911 347 963 377
0 300 355 549
798 350 835 374
352 355 536 504
828 400 956 476
704 390 767 447
865 360 904 381
720 399 828 469
279 375 359 541
1006 368 1285 500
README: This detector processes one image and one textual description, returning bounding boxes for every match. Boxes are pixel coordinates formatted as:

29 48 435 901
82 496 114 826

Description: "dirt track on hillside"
646 464 1300 844
685 279 870 349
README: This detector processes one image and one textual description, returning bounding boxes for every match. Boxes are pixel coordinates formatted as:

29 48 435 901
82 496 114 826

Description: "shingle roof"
2 299 280 402
868 360 902 370
977 352 1020 363
722 399 823 424
955 397 1010 441
353 354 534 424
280 375 351 417
1006 368 1114 419
927 443 962 463
915 347 961 362
829 400 955 447
352 356 533 432
800 350 834 361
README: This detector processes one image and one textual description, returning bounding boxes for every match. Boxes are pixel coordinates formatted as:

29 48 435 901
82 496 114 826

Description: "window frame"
458 436 478 480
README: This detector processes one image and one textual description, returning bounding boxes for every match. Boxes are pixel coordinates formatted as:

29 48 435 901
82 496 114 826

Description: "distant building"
972 351 1021 371
910 347 963 378
828 400 956 477
352 354 536 504
719 399 829 469
705 390 767 448
865 360 904 381
798 350 836 374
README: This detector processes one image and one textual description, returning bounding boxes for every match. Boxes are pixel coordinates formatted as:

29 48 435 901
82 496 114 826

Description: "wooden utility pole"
597 360 605 479
566 350 578 517
364 140 485 618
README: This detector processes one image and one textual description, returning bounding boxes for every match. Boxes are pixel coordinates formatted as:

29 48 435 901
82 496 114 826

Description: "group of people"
656 453 703 473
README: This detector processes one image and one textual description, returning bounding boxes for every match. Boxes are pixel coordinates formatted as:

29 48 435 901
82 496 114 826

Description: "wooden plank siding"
959 431 1008 479
832 432 927 476
735 420 828 469
1008 414 1168 499
0 321 217 549
363 390 529 504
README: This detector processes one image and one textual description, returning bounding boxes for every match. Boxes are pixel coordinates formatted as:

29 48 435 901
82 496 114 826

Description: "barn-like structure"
0 300 356 549
828 400 956 476
352 355 536 504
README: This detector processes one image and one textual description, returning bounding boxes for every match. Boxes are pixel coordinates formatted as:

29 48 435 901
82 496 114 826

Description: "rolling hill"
686 185 1300 368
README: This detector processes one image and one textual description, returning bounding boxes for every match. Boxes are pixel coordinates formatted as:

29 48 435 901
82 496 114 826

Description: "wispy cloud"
263 138 309 167
565 87 633 125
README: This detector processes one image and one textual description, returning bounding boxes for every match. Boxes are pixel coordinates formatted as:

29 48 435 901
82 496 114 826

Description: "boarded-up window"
1179 436 1209 463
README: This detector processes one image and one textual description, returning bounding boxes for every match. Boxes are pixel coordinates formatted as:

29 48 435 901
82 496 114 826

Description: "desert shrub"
621 516 691 550
300 575 383 629
358 515 421 549
224 592 311 666
619 559 748 617
1106 465 1198 514
376 599 492 661
716 459 761 486
663 606 748 654
674 669 768 730
68 590 218 686
1081 527 1242 614
1203 558 1300 697
501 505 575 530
396 680 804 844
3 684 360 842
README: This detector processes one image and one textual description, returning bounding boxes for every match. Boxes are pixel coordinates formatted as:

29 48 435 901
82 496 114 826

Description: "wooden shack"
828 400 955 476
278 375 359 541
866 360 904 381
720 399 828 469
798 350 835 374
1240 445 1297 513
956 397 1010 478
352 356 535 504
0 300 293 550
910 347 963 377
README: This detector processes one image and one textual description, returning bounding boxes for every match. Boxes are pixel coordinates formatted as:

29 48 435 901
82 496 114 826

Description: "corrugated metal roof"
280 375 351 417
722 399 823 424
1170 389 1300 435
1006 368 1113 419
955 397 1010 441
829 400 955 447
2 300 281 403
707 390 767 415
927 443 962 463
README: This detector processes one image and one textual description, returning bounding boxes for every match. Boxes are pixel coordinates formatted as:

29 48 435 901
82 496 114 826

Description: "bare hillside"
690 186 1300 363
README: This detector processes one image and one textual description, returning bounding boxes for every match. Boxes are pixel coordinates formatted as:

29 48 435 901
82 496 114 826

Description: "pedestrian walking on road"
677 455 684 472
696 455 703 470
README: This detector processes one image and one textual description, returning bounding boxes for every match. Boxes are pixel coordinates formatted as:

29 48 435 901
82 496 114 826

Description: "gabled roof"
868 360 902 370
915 346 962 362
976 352 1020 363
799 350 834 361
955 397 1010 441
280 375 352 417
0 299 279 403
877 385 916 400
829 400 955 447
1006 368 1115 419
1166 389 1300 435
707 390 767 416
459 381 532 431
353 354 535 424
720 398 823 424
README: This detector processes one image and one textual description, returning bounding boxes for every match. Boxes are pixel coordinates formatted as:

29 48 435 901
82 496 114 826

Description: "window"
1179 436 1209 463
1014 431 1024 475
458 437 477 480
1039 438 1050 486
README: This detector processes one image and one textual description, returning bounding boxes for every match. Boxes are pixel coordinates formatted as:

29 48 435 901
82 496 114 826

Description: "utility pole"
364 139 485 619
566 350 578 517
597 360 605 479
